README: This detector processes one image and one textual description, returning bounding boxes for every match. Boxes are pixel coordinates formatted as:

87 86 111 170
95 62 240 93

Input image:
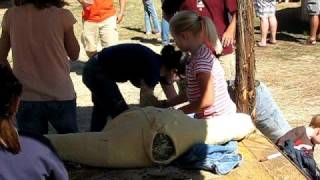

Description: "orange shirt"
82 0 116 22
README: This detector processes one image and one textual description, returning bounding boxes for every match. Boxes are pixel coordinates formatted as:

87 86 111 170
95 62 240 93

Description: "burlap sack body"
48 107 254 168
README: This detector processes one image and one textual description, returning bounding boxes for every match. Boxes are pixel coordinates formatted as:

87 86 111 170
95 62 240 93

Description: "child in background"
277 114 320 152
0 65 68 180
142 0 161 35
167 11 236 119
276 115 320 179
254 0 278 47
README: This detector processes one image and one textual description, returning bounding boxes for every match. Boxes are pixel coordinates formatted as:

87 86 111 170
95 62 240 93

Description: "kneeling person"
83 44 183 131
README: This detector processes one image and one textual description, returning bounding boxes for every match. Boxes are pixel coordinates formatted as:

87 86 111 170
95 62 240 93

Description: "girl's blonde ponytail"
170 11 222 54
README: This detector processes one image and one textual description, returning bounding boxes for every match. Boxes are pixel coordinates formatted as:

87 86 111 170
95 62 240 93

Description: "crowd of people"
0 0 319 179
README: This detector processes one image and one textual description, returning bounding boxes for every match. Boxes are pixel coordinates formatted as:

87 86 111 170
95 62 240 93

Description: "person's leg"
81 20 99 58
258 16 269 46
254 82 292 142
16 101 48 134
317 15 320 40
99 15 119 48
48 99 78 134
144 0 161 34
309 15 319 41
268 15 277 43
143 0 152 34
307 0 320 43
226 80 292 143
161 18 170 45
82 60 128 132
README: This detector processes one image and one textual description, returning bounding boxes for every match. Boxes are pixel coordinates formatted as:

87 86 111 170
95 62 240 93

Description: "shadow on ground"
123 26 145 34
69 165 204 180
131 36 162 46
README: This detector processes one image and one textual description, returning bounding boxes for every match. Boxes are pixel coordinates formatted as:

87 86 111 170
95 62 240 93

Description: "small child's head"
309 114 320 128
309 114 320 144
169 11 222 54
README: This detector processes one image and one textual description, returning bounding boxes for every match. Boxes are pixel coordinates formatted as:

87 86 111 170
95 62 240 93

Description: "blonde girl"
167 11 236 119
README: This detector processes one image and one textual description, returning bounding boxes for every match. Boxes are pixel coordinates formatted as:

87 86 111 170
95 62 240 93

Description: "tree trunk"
235 0 256 122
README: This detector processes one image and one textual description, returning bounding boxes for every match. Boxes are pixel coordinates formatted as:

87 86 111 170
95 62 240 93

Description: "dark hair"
0 65 22 154
160 45 185 76
162 0 185 16
13 0 67 9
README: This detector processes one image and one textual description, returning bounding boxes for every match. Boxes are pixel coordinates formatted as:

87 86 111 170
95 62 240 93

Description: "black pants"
82 58 129 132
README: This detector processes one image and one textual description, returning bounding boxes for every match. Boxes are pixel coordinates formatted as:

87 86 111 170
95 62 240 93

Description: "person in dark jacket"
82 43 184 131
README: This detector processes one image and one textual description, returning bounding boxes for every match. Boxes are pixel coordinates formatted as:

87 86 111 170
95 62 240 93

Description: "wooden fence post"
235 0 256 122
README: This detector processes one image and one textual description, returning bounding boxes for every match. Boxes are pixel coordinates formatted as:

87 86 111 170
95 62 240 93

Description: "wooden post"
235 0 256 122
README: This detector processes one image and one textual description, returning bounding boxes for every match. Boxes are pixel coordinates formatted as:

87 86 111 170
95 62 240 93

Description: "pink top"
2 5 76 101
186 45 236 118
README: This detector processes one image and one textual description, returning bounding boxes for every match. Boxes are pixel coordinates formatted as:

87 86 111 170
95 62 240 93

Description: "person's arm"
161 83 178 99
76 0 92 8
64 27 80 61
116 0 126 24
0 29 11 67
179 72 214 114
221 13 236 48
160 81 188 107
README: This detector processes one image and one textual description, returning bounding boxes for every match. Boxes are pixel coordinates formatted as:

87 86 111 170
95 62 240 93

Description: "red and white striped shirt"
186 44 236 119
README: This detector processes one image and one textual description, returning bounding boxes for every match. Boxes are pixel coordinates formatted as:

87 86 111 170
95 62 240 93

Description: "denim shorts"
16 99 78 135
307 0 320 16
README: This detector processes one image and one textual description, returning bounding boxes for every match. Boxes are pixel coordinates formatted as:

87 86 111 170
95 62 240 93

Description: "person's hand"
117 13 124 24
222 29 235 48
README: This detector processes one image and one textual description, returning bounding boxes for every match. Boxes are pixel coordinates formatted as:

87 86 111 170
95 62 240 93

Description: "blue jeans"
82 57 129 132
254 82 292 142
143 0 161 33
16 99 78 135
174 141 242 175
161 18 170 45
161 0 170 45
227 80 292 142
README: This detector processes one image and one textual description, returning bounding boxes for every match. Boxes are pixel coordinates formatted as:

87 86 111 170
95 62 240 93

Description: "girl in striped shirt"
167 11 236 119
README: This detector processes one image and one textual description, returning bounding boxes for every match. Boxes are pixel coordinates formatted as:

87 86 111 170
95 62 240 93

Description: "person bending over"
82 43 184 131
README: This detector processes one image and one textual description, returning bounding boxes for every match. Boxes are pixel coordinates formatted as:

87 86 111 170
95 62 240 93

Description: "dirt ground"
0 0 320 179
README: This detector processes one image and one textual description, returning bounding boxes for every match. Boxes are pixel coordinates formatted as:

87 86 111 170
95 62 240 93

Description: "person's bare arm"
116 0 126 24
179 72 214 114
76 0 91 7
222 13 236 48
64 27 80 61
161 83 178 99
0 29 11 67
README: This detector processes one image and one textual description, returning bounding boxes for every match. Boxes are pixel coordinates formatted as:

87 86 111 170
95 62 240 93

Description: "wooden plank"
69 132 306 180
240 133 306 179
